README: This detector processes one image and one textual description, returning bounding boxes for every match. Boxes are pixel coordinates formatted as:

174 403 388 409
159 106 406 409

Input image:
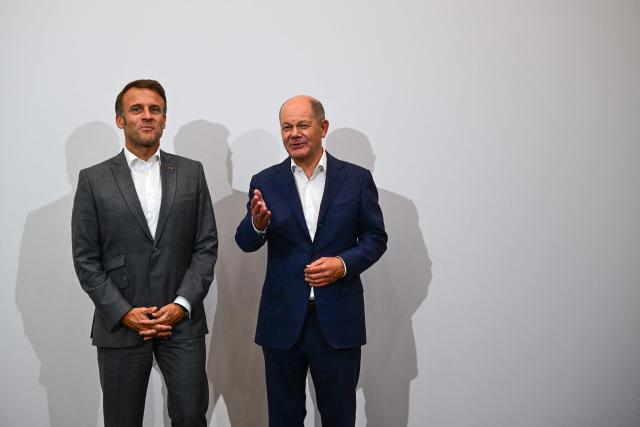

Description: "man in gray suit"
72 79 218 426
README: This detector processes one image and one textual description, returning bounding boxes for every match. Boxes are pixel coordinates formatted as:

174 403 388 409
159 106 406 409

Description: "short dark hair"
115 79 167 116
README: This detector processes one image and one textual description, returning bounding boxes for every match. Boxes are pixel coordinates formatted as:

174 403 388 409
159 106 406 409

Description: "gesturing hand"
251 189 271 232
304 257 345 287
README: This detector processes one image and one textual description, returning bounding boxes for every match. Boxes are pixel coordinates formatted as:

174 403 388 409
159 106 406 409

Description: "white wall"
2 1 639 426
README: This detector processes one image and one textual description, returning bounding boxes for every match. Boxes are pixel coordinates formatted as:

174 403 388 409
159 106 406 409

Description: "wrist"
174 303 189 319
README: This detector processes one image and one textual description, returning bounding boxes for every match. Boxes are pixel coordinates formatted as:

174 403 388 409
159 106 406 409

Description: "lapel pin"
168 165 174 171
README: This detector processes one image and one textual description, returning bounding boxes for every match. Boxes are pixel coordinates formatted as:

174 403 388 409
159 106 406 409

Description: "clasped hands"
252 189 345 287
121 303 185 340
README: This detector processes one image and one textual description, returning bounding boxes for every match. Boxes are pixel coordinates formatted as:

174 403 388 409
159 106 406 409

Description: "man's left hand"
150 303 186 327
304 257 345 287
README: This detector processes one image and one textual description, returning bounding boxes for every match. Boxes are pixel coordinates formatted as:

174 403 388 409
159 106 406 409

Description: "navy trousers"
262 304 361 427
97 336 208 427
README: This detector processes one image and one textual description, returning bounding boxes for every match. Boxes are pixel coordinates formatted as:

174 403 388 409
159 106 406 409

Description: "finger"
256 209 270 223
253 189 263 200
306 277 330 285
305 258 326 270
251 197 261 213
143 306 158 314
151 307 169 318
150 313 172 324
305 270 329 279
139 317 167 327
154 323 173 332
304 264 326 274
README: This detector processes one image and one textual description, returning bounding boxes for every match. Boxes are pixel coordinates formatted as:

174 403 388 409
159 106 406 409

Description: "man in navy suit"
235 95 387 426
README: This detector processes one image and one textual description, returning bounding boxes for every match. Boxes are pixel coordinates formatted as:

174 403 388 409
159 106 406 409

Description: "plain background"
2 1 639 426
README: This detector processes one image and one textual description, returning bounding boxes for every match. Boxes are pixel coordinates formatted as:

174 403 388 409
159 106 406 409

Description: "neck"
126 142 160 161
295 150 323 178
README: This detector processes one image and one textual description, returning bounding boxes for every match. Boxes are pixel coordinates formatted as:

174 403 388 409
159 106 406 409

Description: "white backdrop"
2 1 639 426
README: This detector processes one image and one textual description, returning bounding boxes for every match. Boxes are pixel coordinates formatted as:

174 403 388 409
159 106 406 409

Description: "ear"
321 119 329 138
115 114 125 129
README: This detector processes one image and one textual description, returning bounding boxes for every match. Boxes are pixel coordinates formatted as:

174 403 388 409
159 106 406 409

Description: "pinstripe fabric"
235 153 387 350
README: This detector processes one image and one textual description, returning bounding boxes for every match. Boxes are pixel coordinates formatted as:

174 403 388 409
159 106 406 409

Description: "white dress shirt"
123 146 191 315
291 150 327 243
291 150 327 299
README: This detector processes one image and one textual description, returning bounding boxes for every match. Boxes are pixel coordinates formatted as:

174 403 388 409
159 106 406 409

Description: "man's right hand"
251 189 271 232
121 306 173 341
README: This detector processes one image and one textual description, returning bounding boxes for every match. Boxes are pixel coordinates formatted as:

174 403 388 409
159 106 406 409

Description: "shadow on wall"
174 121 280 426
326 128 432 427
15 122 120 427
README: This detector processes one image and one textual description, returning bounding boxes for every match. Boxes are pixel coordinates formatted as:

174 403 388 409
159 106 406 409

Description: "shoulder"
251 158 289 181
327 152 371 178
163 151 202 169
79 151 122 177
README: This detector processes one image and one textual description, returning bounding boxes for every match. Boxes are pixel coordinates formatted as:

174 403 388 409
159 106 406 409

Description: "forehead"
280 98 314 123
122 87 164 106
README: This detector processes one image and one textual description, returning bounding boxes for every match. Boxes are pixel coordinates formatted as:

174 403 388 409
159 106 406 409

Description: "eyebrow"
129 103 163 109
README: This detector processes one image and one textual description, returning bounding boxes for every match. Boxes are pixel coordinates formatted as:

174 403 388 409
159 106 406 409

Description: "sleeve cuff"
335 256 347 278
174 296 191 318
252 218 267 235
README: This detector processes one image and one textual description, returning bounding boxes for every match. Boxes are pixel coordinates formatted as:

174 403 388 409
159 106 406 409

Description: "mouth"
289 142 306 150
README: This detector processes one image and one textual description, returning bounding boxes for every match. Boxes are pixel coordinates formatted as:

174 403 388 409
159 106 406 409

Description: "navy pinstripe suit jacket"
235 152 387 349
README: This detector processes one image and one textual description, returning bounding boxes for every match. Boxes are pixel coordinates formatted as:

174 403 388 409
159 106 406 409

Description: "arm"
174 162 218 306
304 170 388 286
338 170 388 278
71 169 132 331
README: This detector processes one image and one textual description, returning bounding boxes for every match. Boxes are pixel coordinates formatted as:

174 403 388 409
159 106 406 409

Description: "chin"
289 149 308 160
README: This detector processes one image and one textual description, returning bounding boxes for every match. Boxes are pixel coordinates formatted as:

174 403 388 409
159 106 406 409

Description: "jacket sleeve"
176 162 218 305
235 175 268 253
71 169 132 331
338 170 388 278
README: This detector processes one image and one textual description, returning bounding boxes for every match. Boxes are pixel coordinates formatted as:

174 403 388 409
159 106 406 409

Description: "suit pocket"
104 255 128 289
175 192 196 203
103 254 125 271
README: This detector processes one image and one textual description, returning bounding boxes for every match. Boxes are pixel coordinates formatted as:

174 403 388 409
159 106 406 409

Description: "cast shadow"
326 128 432 427
15 122 120 426
174 121 280 426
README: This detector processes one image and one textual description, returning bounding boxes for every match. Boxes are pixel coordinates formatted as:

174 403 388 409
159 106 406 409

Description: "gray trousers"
97 336 208 427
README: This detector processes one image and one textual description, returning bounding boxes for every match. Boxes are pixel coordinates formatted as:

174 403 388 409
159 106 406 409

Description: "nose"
291 126 301 137
142 106 153 119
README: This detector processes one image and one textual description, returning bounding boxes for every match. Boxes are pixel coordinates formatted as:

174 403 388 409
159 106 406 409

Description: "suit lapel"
317 152 347 226
111 150 153 242
273 158 312 241
154 150 176 245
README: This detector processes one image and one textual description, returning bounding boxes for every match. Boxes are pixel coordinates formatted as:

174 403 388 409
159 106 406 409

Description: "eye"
130 105 142 112
150 106 162 114
299 124 310 129
282 125 292 132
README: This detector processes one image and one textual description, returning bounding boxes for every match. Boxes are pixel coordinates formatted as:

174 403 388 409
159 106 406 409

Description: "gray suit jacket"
72 149 218 348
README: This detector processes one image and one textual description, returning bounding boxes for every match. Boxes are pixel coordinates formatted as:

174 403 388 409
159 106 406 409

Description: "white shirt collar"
123 145 161 168
291 149 327 176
